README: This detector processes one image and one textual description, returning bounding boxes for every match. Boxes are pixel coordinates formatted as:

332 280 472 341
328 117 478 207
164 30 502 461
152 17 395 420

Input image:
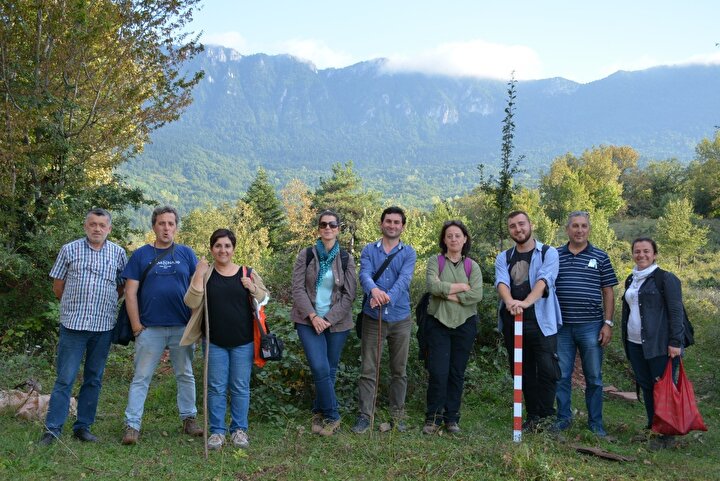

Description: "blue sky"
191 0 720 83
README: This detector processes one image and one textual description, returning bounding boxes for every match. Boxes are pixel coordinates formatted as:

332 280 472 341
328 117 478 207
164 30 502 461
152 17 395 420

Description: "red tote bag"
652 358 708 436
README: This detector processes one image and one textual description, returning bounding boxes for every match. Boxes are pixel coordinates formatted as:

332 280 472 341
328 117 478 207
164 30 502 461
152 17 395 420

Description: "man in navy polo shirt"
554 211 618 436
121 206 202 444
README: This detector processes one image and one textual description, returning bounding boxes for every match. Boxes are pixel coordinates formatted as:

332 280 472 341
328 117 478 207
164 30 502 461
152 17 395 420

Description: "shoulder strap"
505 244 548 265
463 257 472 279
372 249 399 282
340 249 349 272
138 244 175 292
438 255 472 278
305 247 314 268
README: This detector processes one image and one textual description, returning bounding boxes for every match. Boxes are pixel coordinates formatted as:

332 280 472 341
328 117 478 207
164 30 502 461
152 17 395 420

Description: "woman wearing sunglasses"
291 210 357 436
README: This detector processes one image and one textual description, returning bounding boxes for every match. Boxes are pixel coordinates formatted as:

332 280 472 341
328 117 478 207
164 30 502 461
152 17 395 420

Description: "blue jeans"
125 326 197 430
45 325 113 435
207 341 254 434
556 322 605 433
625 341 679 429
296 323 350 422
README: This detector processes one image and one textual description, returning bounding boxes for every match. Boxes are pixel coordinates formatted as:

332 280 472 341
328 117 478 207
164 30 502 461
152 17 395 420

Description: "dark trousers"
425 314 477 424
502 314 559 420
625 341 679 429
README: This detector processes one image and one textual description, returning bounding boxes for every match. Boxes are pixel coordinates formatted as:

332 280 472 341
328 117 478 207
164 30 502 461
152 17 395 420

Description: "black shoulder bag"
112 244 175 345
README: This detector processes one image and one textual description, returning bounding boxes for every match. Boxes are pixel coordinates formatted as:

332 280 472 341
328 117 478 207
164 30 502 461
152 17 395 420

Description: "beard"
511 229 532 245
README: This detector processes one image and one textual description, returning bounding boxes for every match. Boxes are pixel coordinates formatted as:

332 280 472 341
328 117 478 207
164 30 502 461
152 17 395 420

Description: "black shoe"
39 432 57 446
73 428 98 442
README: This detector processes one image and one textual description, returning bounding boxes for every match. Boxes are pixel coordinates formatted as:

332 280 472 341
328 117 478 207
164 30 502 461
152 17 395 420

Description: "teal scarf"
315 239 339 291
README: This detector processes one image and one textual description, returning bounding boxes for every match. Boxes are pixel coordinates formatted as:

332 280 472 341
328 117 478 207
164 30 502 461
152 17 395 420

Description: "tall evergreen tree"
477 73 523 251
244 168 287 251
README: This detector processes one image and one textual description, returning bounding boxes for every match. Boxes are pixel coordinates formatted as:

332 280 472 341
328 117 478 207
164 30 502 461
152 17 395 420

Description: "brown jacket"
180 264 268 347
290 246 357 332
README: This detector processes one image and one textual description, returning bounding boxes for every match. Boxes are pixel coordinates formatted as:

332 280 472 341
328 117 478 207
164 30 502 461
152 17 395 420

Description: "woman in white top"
621 237 685 447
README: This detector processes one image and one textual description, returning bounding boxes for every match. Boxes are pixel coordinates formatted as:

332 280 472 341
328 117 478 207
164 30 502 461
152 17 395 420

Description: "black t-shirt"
206 269 253 347
508 249 536 321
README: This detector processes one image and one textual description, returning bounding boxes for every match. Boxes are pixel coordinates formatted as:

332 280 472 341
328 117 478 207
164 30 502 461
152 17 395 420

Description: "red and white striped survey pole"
513 312 523 443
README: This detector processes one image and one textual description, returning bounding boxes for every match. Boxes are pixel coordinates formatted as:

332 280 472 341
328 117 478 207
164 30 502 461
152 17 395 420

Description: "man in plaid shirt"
40 208 127 445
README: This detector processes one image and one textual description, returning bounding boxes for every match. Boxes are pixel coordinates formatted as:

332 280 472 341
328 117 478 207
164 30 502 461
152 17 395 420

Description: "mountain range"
120 46 720 212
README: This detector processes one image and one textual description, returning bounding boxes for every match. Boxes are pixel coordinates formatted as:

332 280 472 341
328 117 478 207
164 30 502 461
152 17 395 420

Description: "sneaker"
183 417 203 437
311 413 324 434
207 433 225 450
649 434 676 451
73 428 98 442
318 419 341 436
121 427 139 445
390 418 407 433
445 422 461 434
231 429 249 448
549 418 572 433
422 421 441 435
351 415 371 434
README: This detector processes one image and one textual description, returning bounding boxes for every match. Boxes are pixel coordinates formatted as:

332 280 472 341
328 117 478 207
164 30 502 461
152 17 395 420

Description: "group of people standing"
496 210 687 448
39 204 689 451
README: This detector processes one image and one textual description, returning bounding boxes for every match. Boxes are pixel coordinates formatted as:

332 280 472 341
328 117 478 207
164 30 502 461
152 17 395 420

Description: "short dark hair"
381 206 406 225
632 237 658 254
507 210 531 223
316 209 340 226
86 207 112 225
151 205 179 226
210 228 236 249
439 220 472 256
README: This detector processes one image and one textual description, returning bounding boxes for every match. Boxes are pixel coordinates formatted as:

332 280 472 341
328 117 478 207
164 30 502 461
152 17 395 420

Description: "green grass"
1 337 717 481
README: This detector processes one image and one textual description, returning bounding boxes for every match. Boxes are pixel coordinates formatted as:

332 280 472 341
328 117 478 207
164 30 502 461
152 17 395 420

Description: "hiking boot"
445 422 461 434
351 415 371 434
311 413 324 434
39 431 57 446
207 433 225 450
231 429 249 448
182 417 203 437
318 419 341 436
422 421 441 435
122 427 139 445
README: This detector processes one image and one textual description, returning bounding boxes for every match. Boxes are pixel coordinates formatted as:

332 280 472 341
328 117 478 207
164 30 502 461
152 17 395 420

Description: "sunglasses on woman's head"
319 221 339 229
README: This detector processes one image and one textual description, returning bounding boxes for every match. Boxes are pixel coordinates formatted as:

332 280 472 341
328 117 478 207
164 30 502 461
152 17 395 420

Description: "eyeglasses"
318 221 339 229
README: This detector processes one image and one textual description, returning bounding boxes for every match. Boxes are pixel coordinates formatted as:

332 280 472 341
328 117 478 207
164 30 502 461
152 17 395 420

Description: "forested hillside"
119 46 720 213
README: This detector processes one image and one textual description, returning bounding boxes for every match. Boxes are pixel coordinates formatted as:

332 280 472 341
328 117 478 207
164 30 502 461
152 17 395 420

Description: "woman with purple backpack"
422 220 483 435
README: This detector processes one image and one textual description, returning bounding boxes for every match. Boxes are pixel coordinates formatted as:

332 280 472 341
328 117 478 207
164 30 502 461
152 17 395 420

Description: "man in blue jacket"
495 210 562 432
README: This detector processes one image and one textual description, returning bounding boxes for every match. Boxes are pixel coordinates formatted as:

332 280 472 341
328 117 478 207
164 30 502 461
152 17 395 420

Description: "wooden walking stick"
370 306 383 431
513 311 523 443
203 297 210 459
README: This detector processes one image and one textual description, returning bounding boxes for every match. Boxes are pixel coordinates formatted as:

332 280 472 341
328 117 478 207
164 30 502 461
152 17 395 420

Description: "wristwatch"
604 319 614 327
